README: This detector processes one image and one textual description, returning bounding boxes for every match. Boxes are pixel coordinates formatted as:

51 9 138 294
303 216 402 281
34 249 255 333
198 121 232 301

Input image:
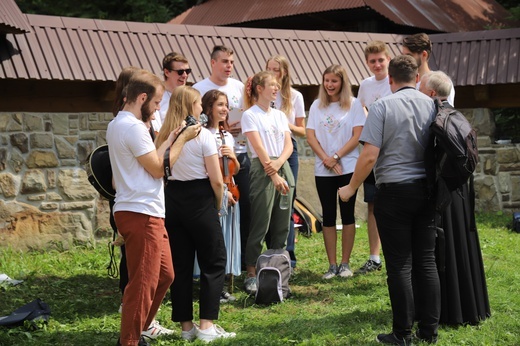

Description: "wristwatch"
333 153 340 161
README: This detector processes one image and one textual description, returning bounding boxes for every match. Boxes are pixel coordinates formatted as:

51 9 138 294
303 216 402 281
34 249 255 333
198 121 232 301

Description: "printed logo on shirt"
266 124 285 142
321 114 342 133
229 95 240 110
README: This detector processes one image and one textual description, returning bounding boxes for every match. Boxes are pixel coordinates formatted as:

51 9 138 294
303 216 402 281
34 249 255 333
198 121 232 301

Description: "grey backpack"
255 249 291 304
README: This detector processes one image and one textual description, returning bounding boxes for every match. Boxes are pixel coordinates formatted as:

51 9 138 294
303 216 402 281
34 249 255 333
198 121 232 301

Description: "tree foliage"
15 0 189 23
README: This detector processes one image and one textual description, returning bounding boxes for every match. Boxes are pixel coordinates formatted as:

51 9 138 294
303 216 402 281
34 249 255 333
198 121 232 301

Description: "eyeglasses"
168 68 192 75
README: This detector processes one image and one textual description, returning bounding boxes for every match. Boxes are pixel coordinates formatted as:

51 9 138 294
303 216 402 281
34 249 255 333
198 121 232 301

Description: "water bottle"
279 181 290 210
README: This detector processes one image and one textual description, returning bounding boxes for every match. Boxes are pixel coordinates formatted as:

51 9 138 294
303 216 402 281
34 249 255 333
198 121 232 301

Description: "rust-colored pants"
115 211 174 346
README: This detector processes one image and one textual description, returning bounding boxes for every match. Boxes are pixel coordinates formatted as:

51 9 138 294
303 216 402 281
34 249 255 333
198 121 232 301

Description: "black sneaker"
376 333 413 345
415 330 438 344
356 259 382 274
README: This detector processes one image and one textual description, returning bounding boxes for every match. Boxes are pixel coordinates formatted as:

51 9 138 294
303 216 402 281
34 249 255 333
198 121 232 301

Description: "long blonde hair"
318 64 352 110
266 55 293 117
244 71 276 109
156 85 201 148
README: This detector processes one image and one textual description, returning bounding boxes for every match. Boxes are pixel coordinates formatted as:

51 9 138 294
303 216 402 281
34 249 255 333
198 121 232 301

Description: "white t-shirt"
357 76 392 108
208 127 236 153
241 105 290 158
169 127 218 181
306 98 366 176
150 115 162 134
273 88 306 125
107 111 165 217
193 78 247 153
417 79 455 106
157 90 172 124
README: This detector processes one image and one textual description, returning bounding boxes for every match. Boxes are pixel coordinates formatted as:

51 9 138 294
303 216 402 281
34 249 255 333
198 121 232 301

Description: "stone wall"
0 112 111 250
0 109 518 250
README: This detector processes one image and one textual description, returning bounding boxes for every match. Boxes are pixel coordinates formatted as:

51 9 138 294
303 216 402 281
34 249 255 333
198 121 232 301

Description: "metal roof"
1 13 519 88
0 0 31 34
169 0 514 33
430 28 520 87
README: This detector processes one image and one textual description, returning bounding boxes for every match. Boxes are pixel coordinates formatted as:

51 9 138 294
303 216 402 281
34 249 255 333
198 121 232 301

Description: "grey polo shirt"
359 87 436 186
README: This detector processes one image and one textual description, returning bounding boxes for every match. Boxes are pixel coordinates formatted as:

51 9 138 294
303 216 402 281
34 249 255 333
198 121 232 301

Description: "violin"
219 126 240 201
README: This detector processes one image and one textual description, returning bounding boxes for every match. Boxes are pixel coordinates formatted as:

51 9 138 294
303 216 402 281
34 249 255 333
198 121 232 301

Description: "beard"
140 98 154 123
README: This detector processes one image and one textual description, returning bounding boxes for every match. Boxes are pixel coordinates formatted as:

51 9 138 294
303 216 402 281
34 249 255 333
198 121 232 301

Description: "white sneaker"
337 263 353 278
322 264 338 279
141 320 174 340
181 324 199 341
197 324 236 343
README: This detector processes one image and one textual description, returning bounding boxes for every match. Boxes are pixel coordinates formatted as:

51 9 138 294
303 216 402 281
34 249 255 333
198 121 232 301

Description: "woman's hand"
270 173 289 195
220 145 235 159
227 191 236 206
263 158 283 176
323 155 337 170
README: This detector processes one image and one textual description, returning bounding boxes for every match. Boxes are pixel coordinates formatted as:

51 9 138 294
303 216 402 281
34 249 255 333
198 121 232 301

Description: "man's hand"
338 184 355 202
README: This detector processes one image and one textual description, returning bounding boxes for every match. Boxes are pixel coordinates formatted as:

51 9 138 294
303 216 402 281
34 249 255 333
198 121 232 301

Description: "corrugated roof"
1 14 519 88
169 0 364 26
430 28 520 87
169 0 514 33
0 0 31 34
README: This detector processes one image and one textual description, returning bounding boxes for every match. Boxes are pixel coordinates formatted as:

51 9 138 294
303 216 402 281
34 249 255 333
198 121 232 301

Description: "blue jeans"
374 181 440 340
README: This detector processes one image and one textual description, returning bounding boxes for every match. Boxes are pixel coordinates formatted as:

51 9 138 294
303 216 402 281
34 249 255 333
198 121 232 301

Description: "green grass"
0 212 519 345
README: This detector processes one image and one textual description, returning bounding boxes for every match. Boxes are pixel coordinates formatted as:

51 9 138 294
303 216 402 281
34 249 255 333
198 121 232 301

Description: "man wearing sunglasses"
157 52 192 124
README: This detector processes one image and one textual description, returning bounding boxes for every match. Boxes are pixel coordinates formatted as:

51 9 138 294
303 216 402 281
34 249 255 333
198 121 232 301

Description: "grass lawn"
0 212 519 345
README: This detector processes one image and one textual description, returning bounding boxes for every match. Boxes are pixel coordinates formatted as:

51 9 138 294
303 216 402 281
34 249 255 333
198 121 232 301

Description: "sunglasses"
168 68 192 76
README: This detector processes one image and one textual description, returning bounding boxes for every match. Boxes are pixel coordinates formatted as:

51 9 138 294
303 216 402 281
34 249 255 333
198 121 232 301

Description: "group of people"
105 32 489 346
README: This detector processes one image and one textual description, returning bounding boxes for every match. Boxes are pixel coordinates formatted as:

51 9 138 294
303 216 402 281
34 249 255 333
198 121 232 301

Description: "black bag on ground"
255 249 291 305
430 99 478 190
0 298 51 328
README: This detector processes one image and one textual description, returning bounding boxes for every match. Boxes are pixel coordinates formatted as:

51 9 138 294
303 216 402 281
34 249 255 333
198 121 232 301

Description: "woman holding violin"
202 90 242 301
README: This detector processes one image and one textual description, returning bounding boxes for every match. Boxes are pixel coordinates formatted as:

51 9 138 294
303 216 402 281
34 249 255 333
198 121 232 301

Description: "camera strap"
163 145 171 185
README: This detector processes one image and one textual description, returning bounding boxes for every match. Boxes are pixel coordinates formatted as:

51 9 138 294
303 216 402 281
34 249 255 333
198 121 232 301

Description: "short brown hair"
211 45 234 60
364 41 390 60
388 55 418 84
402 33 432 58
162 52 189 70
125 70 163 104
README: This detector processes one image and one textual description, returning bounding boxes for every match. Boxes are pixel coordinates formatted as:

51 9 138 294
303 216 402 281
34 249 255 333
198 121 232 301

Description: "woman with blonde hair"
306 64 366 280
156 86 236 342
241 71 294 294
265 55 305 267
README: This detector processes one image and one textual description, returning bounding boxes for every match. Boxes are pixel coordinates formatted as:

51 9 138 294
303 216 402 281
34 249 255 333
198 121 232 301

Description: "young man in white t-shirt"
193 45 251 270
402 33 455 106
108 70 199 346
355 41 392 275
152 52 192 131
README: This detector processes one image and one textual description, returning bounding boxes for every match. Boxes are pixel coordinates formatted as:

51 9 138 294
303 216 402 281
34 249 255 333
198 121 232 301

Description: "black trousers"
235 153 251 268
374 181 440 340
165 179 226 322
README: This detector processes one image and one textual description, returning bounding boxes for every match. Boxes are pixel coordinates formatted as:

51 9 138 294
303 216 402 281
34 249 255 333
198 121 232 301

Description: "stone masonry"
0 109 518 250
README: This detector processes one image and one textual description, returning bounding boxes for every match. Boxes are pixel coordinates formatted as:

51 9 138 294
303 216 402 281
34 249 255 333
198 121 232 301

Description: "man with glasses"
157 52 192 125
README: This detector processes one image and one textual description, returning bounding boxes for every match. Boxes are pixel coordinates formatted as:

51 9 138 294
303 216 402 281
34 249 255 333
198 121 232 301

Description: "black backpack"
430 99 478 190
255 249 291 305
